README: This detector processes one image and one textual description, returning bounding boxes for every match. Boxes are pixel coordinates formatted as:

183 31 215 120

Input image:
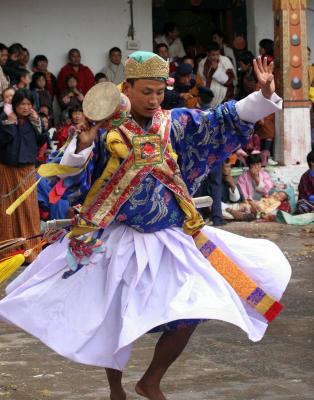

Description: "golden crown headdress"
125 51 169 80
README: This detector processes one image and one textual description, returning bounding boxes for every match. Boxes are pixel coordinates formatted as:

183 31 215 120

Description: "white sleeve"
235 90 282 123
212 68 229 85
229 186 241 202
60 136 94 168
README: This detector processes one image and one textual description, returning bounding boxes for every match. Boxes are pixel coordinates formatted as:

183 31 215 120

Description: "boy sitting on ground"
226 190 291 221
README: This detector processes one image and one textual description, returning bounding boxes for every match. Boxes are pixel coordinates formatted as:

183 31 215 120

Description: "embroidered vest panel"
80 109 203 234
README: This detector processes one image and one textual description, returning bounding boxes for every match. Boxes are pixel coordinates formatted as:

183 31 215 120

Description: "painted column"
273 0 311 165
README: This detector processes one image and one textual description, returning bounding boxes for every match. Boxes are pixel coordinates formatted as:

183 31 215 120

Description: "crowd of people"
0 22 313 256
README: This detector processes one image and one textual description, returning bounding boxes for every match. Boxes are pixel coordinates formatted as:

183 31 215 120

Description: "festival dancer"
0 52 291 400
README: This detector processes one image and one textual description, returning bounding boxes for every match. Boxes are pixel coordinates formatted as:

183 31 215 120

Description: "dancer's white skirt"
0 224 291 370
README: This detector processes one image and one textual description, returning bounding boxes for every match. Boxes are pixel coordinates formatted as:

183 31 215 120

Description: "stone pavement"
0 222 313 400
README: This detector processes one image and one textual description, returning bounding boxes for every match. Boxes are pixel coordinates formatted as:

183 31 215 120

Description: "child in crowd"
237 153 274 200
226 190 291 221
59 75 84 110
53 105 86 148
2 87 15 116
296 150 314 214
221 158 242 204
32 54 57 98
196 86 214 110
36 112 51 165
161 63 195 109
94 72 108 84
30 72 53 116
14 69 31 89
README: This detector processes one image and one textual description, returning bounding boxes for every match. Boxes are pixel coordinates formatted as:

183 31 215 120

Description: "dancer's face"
124 79 166 119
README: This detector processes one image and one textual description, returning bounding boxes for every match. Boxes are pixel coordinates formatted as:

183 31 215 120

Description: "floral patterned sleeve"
170 101 254 195
41 130 109 207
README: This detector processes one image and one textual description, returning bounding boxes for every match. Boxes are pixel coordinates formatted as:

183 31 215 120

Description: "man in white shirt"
154 22 186 59
212 29 237 68
197 42 236 107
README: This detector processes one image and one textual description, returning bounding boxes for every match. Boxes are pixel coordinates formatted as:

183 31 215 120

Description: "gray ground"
0 222 313 400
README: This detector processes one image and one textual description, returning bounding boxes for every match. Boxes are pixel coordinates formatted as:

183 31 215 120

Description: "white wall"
246 0 314 60
246 0 274 56
0 0 153 76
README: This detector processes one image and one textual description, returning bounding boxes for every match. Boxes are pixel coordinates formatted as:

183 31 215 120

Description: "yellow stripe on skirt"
0 163 41 263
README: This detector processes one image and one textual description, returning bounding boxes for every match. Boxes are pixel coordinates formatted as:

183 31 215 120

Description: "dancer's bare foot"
135 382 166 400
109 387 127 400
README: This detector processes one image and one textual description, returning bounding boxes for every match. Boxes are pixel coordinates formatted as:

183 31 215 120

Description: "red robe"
57 63 94 95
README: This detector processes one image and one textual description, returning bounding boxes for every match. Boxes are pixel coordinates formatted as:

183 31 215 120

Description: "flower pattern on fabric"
38 129 109 219
63 230 105 279
171 101 254 195
46 102 253 233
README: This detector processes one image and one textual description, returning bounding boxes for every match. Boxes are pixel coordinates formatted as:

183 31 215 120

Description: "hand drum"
83 82 131 127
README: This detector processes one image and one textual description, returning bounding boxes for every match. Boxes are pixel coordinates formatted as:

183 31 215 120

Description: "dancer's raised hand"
253 56 275 99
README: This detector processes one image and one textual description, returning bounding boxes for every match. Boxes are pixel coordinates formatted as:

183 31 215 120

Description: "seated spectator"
212 29 236 68
237 51 257 99
101 47 125 85
59 75 84 110
20 47 30 71
181 55 196 75
217 157 242 220
3 43 23 85
197 42 236 107
36 112 51 165
195 86 214 110
155 43 178 74
30 72 53 116
259 38 274 64
296 150 314 214
161 63 195 109
221 158 241 203
53 105 86 148
2 87 15 116
237 153 274 200
0 43 9 109
94 72 108 84
226 190 291 221
32 54 57 98
57 48 94 96
38 104 53 128
155 22 186 59
14 68 31 89
155 43 169 61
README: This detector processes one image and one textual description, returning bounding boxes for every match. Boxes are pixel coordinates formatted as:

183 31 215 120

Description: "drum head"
83 82 121 121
